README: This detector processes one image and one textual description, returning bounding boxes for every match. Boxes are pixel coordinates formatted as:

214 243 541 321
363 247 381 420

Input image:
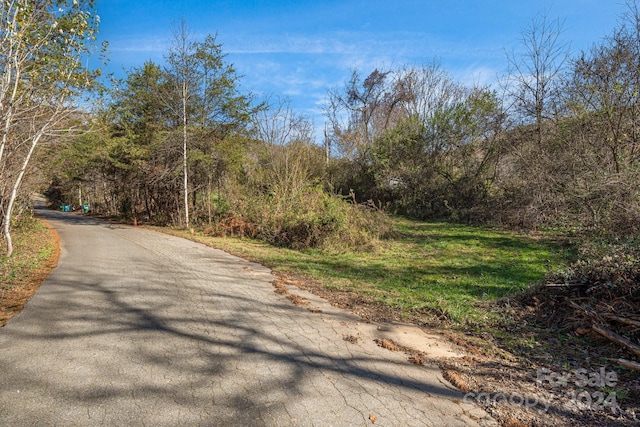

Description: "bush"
216 185 393 251
323 200 394 251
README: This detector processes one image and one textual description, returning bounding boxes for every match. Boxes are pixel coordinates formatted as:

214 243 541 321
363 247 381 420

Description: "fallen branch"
545 283 588 288
605 314 640 328
567 300 586 310
568 300 599 319
592 324 640 359
617 358 640 371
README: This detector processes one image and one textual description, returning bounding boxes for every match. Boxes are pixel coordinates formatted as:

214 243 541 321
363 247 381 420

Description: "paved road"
0 206 494 426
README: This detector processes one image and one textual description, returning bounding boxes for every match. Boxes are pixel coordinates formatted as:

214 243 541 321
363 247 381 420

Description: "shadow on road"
2 206 488 425
34 204 127 229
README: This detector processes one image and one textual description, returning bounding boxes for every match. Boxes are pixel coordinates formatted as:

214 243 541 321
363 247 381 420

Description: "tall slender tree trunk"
3 128 46 257
182 80 189 229
207 177 212 226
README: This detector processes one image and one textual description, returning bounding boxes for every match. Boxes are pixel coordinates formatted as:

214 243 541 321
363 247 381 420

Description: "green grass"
161 217 571 326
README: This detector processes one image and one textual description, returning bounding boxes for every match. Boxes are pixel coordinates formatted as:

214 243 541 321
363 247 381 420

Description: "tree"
505 11 569 143
252 95 321 215
393 63 468 154
371 86 505 219
253 95 313 147
161 21 255 228
325 68 398 160
163 20 194 228
0 0 103 256
324 67 412 201
64 24 258 226
567 2 640 174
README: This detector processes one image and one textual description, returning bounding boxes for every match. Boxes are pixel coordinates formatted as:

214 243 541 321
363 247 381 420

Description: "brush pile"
517 240 640 370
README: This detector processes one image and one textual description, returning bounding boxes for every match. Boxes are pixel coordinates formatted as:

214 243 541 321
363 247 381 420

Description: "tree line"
3 1 640 256
325 4 640 235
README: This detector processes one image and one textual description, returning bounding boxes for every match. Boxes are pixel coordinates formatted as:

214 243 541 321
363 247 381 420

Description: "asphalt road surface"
0 205 494 426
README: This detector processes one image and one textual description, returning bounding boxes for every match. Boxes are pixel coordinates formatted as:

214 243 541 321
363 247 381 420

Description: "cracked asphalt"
0 206 495 426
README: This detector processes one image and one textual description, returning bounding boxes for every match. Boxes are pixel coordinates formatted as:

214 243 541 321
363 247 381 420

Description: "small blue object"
64 205 70 212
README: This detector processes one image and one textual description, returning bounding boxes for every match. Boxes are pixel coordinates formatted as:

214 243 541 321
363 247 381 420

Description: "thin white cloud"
108 35 169 53
224 30 465 57
451 65 502 88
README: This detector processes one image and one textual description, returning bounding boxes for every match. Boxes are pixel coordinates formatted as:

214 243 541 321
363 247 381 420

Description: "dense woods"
3 1 640 255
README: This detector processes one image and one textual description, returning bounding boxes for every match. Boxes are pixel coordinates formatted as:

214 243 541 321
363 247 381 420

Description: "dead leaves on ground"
272 274 323 313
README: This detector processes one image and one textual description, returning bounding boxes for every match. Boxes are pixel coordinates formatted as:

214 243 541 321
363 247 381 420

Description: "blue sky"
95 0 627 140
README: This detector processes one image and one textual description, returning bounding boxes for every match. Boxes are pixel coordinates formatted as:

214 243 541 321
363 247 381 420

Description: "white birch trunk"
3 127 47 257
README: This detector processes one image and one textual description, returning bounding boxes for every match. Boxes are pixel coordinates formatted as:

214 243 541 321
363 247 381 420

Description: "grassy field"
160 217 572 326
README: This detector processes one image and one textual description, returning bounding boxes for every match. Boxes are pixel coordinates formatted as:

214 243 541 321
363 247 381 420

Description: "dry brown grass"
0 218 59 327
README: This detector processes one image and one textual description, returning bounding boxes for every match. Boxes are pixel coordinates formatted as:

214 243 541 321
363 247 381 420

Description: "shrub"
218 185 392 251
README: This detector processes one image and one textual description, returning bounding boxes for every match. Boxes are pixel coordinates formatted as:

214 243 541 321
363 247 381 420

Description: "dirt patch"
272 271 408 323
286 293 310 306
273 281 288 294
407 354 427 366
271 275 323 313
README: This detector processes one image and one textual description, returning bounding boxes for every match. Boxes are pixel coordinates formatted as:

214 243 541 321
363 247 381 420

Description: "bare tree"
567 0 640 174
253 95 314 146
395 63 462 120
505 11 569 143
252 95 320 212
394 63 468 154
325 68 395 160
